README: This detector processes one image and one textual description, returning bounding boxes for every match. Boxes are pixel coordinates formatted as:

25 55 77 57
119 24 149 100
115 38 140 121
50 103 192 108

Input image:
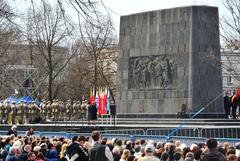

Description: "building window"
227 76 232 85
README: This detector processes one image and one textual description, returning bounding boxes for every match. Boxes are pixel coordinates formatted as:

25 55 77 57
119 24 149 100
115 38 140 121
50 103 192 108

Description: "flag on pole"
102 87 108 114
237 86 240 97
98 87 103 114
95 87 99 109
90 87 95 105
107 87 110 112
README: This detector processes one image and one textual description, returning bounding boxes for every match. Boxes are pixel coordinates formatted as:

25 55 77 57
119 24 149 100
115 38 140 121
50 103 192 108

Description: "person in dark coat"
231 92 238 119
89 102 97 125
65 136 89 161
202 138 227 161
7 125 17 137
223 91 231 118
48 150 58 161
89 131 113 161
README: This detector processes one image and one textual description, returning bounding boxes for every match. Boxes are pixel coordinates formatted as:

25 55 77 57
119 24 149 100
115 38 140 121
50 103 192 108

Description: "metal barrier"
1 130 240 146
100 129 145 135
146 127 240 139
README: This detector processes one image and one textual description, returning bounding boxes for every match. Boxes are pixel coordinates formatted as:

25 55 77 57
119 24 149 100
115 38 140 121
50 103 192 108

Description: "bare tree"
219 0 240 90
0 0 14 20
78 17 118 102
221 0 240 47
26 0 75 101
0 0 21 98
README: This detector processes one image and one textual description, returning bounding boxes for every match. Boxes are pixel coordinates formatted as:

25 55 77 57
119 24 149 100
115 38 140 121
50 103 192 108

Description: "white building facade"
221 48 240 94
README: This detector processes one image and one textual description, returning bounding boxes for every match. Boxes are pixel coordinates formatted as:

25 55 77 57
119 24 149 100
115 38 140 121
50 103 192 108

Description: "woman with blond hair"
120 149 131 161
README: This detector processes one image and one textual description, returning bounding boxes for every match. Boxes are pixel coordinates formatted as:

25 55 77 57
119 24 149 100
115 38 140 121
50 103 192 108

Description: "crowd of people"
0 100 98 125
224 91 240 119
0 127 239 161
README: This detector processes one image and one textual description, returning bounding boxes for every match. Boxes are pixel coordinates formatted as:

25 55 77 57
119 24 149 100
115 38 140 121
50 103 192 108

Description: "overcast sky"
103 0 225 31
9 0 227 34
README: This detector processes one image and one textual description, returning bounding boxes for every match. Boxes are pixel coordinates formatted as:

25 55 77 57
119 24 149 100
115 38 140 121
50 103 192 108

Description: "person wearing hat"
138 143 160 161
59 101 65 121
235 142 240 157
17 100 24 124
21 100 27 124
7 125 17 137
39 101 46 121
0 101 4 124
66 100 73 121
81 100 87 119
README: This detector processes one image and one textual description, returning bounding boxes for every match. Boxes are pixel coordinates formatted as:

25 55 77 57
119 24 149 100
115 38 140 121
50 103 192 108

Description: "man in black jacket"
223 91 231 118
89 131 113 161
65 136 89 161
202 138 227 161
7 125 17 137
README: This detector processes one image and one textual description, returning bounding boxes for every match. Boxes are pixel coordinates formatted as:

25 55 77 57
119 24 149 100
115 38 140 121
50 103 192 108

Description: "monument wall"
117 6 223 114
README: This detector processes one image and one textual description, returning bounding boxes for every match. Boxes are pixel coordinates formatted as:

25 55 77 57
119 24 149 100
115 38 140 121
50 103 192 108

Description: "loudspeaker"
110 104 116 116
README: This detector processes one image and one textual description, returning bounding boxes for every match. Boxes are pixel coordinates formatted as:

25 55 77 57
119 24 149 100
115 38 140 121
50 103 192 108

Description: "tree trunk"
48 49 53 102
48 69 53 102
94 54 97 88
109 88 115 104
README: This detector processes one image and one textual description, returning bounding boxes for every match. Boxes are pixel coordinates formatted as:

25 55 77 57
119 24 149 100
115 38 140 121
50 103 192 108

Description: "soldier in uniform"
33 101 41 123
59 101 65 121
5 101 11 124
29 101 35 123
54 99 60 121
66 100 72 121
2 102 7 124
0 101 4 124
51 100 56 121
12 102 17 124
46 101 51 121
76 101 81 119
16 100 24 124
39 101 46 121
22 100 29 124
72 100 77 120
81 100 87 119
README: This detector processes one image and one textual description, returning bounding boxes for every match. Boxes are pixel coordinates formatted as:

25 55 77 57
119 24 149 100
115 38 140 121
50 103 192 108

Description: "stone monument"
117 6 223 116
